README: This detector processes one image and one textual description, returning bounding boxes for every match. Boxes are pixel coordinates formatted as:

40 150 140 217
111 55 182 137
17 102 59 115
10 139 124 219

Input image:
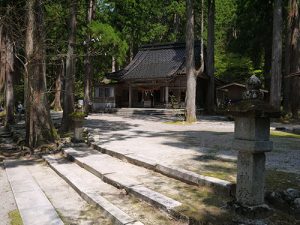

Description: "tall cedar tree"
185 0 205 122
25 0 55 148
0 5 15 126
270 0 283 110
5 32 15 125
61 0 77 132
286 0 300 118
206 0 215 113
84 0 95 114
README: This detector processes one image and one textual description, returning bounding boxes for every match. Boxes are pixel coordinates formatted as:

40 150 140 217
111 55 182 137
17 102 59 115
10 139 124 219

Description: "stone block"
235 117 270 141
128 185 182 210
232 139 273 153
74 127 83 141
236 152 266 206
155 164 234 195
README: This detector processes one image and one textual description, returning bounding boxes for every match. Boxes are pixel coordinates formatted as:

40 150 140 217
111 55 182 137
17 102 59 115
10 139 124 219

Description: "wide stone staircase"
2 141 234 225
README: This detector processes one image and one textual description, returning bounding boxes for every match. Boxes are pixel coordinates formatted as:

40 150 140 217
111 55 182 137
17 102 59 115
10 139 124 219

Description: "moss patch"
271 130 300 139
0 110 6 118
9 210 23 225
265 170 300 191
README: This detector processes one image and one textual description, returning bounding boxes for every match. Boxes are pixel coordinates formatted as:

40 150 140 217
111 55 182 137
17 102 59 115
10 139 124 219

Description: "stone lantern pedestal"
233 113 272 206
228 75 280 212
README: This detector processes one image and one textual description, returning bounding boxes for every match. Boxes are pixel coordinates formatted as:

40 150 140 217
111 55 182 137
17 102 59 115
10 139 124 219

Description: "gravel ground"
86 114 300 175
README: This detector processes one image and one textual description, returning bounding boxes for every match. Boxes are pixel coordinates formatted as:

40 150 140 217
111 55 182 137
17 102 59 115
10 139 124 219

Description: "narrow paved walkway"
4 160 64 225
0 163 17 225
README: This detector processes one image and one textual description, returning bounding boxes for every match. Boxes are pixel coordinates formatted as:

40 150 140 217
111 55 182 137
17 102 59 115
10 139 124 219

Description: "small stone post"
229 75 279 210
73 118 84 142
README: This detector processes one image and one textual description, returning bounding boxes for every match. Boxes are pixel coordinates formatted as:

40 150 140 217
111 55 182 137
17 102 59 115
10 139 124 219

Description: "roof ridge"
140 41 201 51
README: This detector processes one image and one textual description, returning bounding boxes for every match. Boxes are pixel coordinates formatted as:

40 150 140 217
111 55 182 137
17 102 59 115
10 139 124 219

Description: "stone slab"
84 192 136 225
4 160 64 225
104 173 142 188
21 206 63 225
155 164 234 194
127 222 145 225
232 139 273 152
43 155 143 225
91 143 234 195
92 143 134 160
123 154 158 170
62 147 183 213
0 163 17 225
129 185 182 210
27 163 113 225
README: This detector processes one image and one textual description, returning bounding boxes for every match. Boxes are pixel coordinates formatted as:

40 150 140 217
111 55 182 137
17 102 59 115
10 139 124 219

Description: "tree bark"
61 0 77 132
84 0 95 114
0 26 5 94
5 33 15 126
112 56 116 72
25 0 55 149
286 0 300 119
185 0 197 123
270 0 283 110
206 0 215 113
51 60 63 111
283 6 292 112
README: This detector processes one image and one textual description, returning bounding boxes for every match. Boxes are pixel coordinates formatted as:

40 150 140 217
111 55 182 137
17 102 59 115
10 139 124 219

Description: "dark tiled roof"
107 42 202 81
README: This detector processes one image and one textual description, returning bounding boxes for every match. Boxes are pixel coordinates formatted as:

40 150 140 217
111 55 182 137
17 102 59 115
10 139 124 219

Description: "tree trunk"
270 0 283 110
206 0 215 113
84 0 95 114
112 56 116 72
25 0 55 149
185 0 197 123
0 26 5 94
287 0 300 119
61 0 77 132
52 60 63 111
5 33 15 126
283 4 292 112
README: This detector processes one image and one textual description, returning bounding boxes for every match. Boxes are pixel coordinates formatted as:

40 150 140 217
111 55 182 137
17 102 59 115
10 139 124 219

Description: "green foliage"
215 53 263 82
88 21 128 65
70 111 85 119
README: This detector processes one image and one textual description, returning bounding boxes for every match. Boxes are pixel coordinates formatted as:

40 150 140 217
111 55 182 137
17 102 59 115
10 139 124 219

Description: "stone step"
62 147 182 214
4 159 64 225
90 142 234 195
44 155 143 225
27 162 114 225
114 108 184 117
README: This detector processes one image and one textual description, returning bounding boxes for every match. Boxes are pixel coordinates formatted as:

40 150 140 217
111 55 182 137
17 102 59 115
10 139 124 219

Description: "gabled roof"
108 42 203 81
217 82 246 90
217 82 268 93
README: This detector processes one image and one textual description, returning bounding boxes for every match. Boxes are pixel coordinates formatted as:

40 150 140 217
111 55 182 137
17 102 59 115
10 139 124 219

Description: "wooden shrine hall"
92 42 209 110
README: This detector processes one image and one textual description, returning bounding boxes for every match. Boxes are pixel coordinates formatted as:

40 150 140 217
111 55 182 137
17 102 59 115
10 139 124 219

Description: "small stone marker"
228 75 279 209
74 118 84 141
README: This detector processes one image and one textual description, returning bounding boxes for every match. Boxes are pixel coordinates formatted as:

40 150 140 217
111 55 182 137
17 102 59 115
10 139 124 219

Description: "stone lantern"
228 75 280 209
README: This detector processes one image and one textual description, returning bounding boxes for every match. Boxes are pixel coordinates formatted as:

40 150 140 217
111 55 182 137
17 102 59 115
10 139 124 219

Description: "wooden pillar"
129 84 132 108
